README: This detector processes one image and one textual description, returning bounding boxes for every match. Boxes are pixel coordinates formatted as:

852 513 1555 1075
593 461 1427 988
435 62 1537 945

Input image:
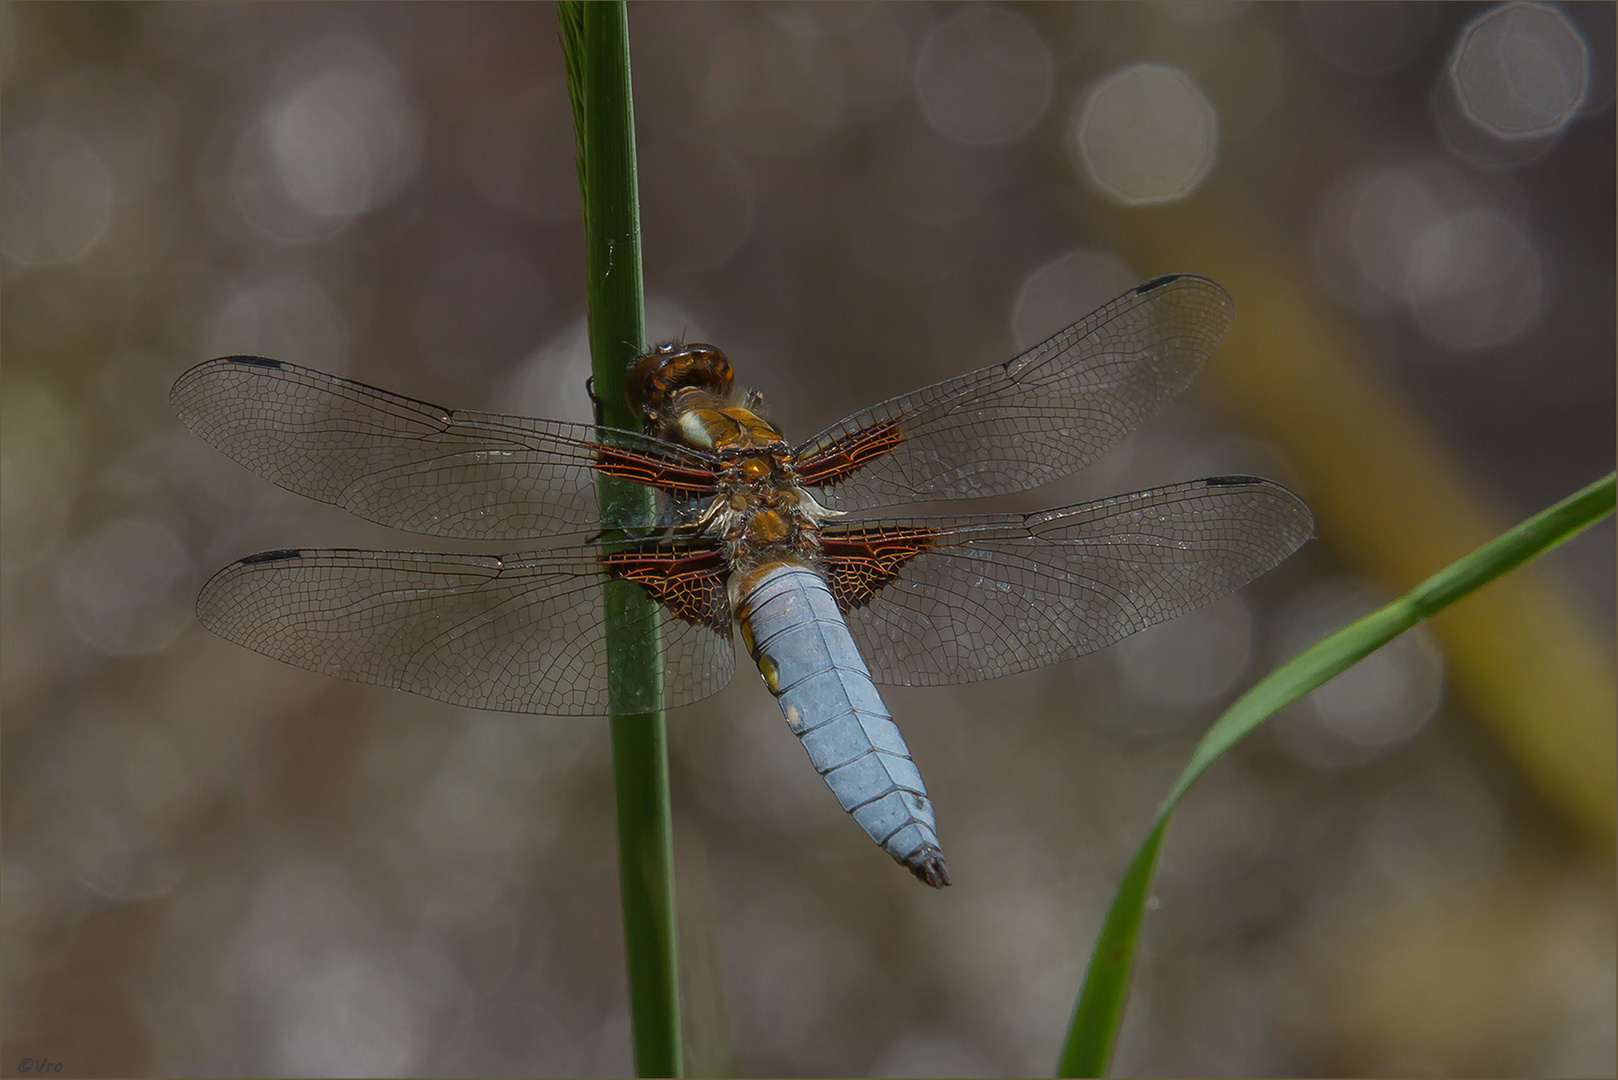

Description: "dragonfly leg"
585 375 606 428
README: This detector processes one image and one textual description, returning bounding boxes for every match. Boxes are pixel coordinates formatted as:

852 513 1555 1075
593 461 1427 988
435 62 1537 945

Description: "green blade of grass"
560 4 683 1075
1058 471 1615 1078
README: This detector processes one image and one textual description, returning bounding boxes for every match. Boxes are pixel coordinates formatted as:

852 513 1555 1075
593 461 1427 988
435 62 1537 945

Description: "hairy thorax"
625 342 840 603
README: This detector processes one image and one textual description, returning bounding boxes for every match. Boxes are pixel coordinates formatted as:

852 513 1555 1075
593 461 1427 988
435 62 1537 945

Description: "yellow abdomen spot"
758 653 781 694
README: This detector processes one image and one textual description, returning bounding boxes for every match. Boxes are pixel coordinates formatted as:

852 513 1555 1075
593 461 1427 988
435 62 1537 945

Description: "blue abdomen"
734 562 949 887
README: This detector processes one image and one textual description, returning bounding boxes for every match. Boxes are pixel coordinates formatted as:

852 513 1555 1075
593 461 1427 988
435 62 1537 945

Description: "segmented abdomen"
733 562 949 887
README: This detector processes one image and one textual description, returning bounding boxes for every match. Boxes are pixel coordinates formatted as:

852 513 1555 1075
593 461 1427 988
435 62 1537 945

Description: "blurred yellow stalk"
1112 195 1615 845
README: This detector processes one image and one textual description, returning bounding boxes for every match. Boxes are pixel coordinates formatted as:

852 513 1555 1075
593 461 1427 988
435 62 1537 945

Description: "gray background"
3 3 1613 1076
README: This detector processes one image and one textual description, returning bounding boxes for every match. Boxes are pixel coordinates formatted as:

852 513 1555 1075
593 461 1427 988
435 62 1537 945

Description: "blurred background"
2 2 1613 1075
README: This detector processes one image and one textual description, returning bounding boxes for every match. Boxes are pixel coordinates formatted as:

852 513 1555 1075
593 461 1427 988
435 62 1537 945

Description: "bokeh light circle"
58 518 197 657
1 126 114 267
1403 210 1542 350
1113 595 1253 709
1449 2 1588 140
207 278 351 373
1271 580 1445 769
1010 250 1136 351
913 6 1054 147
1073 64 1218 206
229 38 421 242
1309 157 1541 347
1346 167 1447 303
269 40 422 217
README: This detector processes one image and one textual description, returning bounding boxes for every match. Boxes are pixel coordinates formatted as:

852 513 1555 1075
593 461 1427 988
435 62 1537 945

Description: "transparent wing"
795 276 1235 511
170 357 721 539
822 477 1313 685
196 546 736 715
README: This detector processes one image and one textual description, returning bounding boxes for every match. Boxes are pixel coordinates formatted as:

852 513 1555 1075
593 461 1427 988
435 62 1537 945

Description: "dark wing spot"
222 356 284 370
239 548 302 565
1201 475 1263 487
1135 274 1184 294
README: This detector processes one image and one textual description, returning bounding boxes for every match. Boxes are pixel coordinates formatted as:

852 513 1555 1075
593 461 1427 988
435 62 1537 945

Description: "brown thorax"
628 342 842 570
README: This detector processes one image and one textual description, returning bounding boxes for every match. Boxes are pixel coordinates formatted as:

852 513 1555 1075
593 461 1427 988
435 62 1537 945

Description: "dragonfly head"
627 341 735 433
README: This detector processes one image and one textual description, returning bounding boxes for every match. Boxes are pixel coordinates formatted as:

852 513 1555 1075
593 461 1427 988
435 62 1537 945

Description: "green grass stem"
1058 471 1616 1077
559 4 683 1075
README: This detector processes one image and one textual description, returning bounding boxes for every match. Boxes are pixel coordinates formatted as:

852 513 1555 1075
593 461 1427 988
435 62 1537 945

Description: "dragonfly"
170 274 1313 888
